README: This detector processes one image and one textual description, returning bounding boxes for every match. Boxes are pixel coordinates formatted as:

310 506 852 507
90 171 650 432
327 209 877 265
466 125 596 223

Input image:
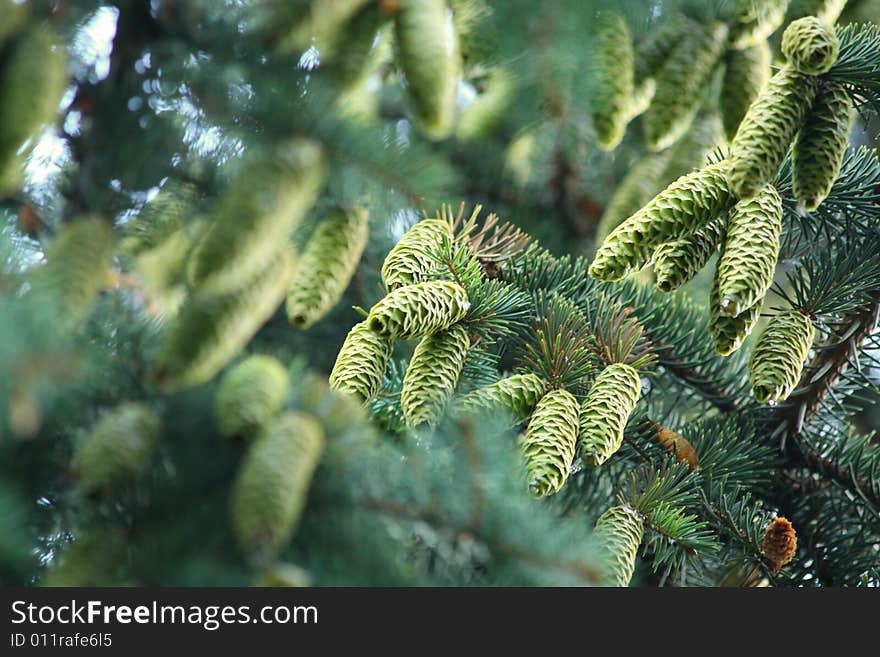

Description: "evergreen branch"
826 23 880 116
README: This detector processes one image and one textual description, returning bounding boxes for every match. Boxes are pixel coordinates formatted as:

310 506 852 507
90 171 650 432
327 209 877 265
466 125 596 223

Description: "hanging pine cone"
749 309 815 403
381 218 453 291
522 389 580 498
367 280 470 339
762 517 797 573
329 321 393 401
393 0 460 140
709 270 762 356
721 41 771 142
590 161 732 282
578 363 642 467
0 26 67 194
71 403 161 495
786 0 848 25
590 10 635 151
454 373 546 419
729 0 789 50
231 412 325 560
643 22 729 152
792 81 853 211
634 15 690 83
286 206 369 329
653 220 725 293
728 66 820 200
593 504 644 587
30 218 115 328
215 355 290 438
187 139 325 295
400 324 470 428
716 184 783 317
153 250 293 390
781 16 840 76
596 153 672 243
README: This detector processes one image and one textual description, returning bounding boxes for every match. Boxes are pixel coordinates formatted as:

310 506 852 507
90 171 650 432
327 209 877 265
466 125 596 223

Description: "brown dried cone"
749 309 816 404
578 363 642 467
762 517 797 573
653 220 725 293
720 41 771 142
709 269 762 356
231 412 325 561
716 183 783 317
400 324 470 428
728 66 820 200
522 389 580 498
329 321 393 401
792 81 854 211
645 420 700 471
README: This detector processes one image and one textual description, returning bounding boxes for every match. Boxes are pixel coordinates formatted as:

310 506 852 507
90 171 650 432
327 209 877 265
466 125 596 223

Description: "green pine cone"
215 355 290 438
590 11 635 151
286 206 369 329
596 153 672 243
781 16 839 75
728 65 820 200
716 184 783 317
329 321 393 401
231 412 325 560
41 530 128 587
594 504 644 587
30 218 115 328
367 280 470 339
654 220 725 292
454 373 547 419
72 403 162 495
153 251 293 391
590 160 732 282
578 363 642 467
381 218 453 291
792 81 853 211
729 0 789 50
749 309 815 403
643 22 728 152
709 269 762 356
400 324 470 428
0 26 67 194
634 15 691 82
786 0 848 25
188 139 325 295
523 389 580 498
721 41 772 142
394 0 460 139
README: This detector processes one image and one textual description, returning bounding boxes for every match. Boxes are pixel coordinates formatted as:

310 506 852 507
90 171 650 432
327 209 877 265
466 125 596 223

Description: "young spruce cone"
523 389 580 497
329 321 393 401
594 504 644 587
381 218 452 291
367 280 469 339
231 412 325 560
590 10 635 151
286 206 369 329
590 161 732 282
716 184 783 317
792 81 853 211
781 16 839 76
653 220 725 292
762 517 797 572
400 324 470 428
720 41 771 142
749 309 816 404
643 22 729 152
72 403 161 494
728 66 819 200
709 269 762 356
578 363 642 467
454 373 546 419
215 355 290 438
